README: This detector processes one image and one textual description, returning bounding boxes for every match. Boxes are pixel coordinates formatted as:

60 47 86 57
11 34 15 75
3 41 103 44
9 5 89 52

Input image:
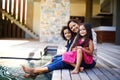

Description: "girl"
69 23 95 74
22 26 75 78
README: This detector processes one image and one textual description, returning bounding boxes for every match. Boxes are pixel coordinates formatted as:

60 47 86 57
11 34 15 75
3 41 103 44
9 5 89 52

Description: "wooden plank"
97 52 120 68
62 69 71 80
70 70 81 80
22 0 26 24
98 48 120 59
17 0 21 21
5 0 7 12
7 20 12 37
79 71 90 80
85 69 100 80
113 68 120 74
13 0 16 18
52 70 61 80
96 62 120 79
11 23 17 38
98 67 118 80
4 17 8 37
97 56 117 68
98 44 120 54
0 0 2 8
16 27 21 38
9 0 12 14
21 30 25 38
106 68 120 79
92 67 109 80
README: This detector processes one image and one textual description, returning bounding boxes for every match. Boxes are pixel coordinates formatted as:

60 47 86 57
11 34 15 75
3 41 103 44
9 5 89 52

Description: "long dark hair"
60 26 74 41
61 26 74 47
72 23 93 48
67 19 81 36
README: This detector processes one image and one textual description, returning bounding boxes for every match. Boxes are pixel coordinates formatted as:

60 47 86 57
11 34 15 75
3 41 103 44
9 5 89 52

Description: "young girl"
22 26 75 78
69 23 95 74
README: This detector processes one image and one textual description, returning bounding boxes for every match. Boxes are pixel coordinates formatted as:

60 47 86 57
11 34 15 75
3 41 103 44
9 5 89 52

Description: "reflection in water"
0 65 52 80
0 66 31 80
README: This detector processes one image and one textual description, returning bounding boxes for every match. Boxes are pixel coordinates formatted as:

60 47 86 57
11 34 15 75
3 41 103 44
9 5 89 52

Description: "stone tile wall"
40 0 70 44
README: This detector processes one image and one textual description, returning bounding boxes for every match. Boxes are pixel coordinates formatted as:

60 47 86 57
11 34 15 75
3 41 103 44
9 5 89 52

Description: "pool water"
0 66 28 80
0 50 56 80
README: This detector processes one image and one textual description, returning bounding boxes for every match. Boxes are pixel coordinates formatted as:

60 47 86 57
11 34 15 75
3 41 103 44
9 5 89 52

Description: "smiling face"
64 29 72 40
79 25 87 37
69 21 80 33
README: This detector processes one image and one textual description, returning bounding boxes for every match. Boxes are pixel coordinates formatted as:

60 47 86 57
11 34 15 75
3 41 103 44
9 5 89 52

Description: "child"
51 26 75 62
69 23 95 74
22 26 75 78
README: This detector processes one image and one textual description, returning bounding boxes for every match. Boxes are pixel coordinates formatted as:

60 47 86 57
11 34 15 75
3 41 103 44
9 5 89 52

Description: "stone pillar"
40 0 70 43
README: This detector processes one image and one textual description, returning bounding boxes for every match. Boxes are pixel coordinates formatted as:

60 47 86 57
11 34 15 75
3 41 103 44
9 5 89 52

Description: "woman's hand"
72 47 77 51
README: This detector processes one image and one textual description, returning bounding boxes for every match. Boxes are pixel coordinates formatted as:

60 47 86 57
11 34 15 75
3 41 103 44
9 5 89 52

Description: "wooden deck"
52 43 120 80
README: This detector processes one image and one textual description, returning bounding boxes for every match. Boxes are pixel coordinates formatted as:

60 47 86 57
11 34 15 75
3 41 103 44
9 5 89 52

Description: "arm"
68 36 77 51
82 40 94 56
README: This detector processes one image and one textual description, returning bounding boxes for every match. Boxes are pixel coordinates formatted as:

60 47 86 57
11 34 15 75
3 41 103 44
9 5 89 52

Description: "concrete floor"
0 40 43 67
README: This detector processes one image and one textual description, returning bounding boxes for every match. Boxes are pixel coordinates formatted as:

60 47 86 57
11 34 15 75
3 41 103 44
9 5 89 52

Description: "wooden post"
0 0 2 37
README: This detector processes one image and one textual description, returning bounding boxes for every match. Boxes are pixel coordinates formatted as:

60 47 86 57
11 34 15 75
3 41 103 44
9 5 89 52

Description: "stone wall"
40 0 70 44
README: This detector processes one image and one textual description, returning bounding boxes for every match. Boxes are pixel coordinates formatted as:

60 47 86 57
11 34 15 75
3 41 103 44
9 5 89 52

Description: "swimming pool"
0 50 56 80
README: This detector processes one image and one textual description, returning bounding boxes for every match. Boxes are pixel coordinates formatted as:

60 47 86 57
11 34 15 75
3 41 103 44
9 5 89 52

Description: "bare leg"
71 49 83 74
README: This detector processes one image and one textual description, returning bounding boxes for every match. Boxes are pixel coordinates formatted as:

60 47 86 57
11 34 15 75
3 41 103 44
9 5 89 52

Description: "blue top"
66 37 74 52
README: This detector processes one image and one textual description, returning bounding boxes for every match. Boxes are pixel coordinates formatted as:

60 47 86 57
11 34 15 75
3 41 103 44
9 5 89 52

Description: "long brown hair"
71 23 93 48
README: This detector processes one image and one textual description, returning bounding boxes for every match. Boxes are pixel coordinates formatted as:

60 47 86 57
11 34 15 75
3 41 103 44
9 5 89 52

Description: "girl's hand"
76 46 82 49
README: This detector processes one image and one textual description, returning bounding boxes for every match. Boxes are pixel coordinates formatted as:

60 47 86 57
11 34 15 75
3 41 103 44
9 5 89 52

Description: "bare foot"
22 66 33 74
24 74 32 78
79 67 84 72
23 74 37 79
71 69 79 74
